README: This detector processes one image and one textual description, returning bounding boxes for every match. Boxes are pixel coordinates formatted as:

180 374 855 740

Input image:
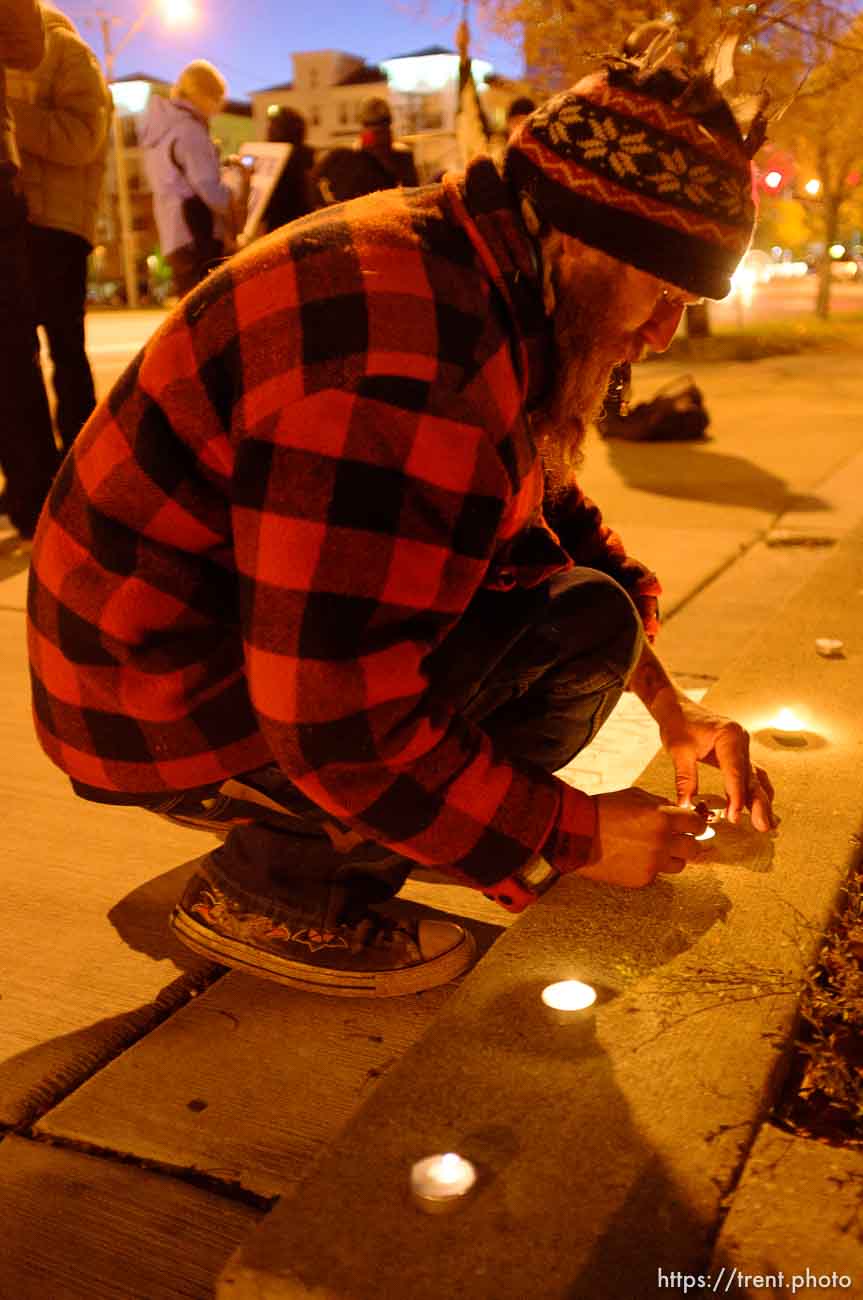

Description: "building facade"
95 49 533 298
250 47 532 181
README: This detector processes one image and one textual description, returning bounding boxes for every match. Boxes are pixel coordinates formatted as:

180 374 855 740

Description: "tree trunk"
816 195 842 320
685 301 711 337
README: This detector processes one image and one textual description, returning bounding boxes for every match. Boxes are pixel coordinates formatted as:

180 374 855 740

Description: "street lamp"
96 0 196 309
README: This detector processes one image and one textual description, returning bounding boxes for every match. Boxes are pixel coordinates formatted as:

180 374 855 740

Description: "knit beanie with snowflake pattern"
503 31 759 300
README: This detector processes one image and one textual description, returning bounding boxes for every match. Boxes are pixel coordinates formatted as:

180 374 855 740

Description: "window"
309 67 319 89
310 105 321 126
338 102 348 124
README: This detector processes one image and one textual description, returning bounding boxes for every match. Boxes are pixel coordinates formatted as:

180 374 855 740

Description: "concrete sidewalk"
1 347 862 1297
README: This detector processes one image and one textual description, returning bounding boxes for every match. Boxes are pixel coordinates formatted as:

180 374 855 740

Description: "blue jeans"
156 567 643 921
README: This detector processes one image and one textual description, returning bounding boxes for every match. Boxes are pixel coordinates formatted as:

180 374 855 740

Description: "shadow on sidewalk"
107 862 208 970
604 438 829 515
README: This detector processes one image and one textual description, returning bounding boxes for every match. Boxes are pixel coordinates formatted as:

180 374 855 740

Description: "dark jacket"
313 141 419 205
261 142 316 231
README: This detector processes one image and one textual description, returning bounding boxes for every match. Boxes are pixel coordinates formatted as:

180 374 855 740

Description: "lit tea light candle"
773 707 805 732
541 979 598 1032
410 1152 477 1214
541 980 597 1012
771 707 808 747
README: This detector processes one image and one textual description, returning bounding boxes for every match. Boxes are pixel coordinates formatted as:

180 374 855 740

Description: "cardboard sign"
226 141 292 244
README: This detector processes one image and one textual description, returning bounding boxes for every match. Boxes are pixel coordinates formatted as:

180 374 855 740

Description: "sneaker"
170 858 477 998
0 533 33 557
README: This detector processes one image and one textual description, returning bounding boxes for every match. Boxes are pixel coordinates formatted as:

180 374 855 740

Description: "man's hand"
628 642 777 833
654 692 777 831
579 788 707 887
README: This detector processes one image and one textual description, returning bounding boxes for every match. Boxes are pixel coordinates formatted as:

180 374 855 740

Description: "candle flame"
435 1153 466 1184
541 980 597 1012
772 707 805 732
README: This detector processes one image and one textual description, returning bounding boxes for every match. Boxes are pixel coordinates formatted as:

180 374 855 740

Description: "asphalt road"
81 277 863 398
710 276 863 325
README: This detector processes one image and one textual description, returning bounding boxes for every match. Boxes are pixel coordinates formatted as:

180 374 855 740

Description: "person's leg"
161 771 473 996
166 239 224 298
27 226 96 453
160 567 639 993
433 567 644 773
166 244 202 298
0 190 61 538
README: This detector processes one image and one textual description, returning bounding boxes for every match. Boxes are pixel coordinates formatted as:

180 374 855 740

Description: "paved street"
82 308 167 397
78 280 863 402
711 276 863 324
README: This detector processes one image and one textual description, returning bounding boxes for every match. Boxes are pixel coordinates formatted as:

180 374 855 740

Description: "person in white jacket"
139 59 234 297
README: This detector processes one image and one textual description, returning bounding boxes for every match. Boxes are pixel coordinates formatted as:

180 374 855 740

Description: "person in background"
9 1 110 456
506 95 536 139
139 59 236 298
28 26 776 999
260 106 316 233
0 0 60 547
313 95 418 205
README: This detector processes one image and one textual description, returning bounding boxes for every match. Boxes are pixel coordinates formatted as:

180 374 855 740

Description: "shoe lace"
339 908 405 954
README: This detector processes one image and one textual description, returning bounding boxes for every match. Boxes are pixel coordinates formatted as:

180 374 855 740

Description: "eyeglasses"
660 287 706 310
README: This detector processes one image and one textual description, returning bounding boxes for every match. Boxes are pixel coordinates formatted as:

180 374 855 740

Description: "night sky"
60 0 524 99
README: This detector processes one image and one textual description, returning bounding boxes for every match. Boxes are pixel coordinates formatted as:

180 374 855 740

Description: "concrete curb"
711 1126 863 1296
219 525 863 1299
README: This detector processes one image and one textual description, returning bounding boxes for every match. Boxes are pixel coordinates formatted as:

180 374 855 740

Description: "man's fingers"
654 825 708 876
672 747 698 808
660 804 707 836
671 831 705 862
714 723 751 823
748 766 779 832
754 764 776 803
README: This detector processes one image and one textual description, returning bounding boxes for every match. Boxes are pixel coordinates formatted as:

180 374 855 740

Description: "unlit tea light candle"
410 1152 477 1214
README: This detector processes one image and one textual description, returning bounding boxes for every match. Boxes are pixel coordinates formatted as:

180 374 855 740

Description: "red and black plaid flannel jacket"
27 157 660 890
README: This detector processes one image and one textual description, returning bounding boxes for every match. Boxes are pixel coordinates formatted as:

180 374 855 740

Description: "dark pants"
26 224 96 453
155 568 643 923
0 187 61 537
166 238 224 298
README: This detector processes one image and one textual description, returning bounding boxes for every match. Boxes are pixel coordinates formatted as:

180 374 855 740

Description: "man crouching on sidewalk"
27 26 776 998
